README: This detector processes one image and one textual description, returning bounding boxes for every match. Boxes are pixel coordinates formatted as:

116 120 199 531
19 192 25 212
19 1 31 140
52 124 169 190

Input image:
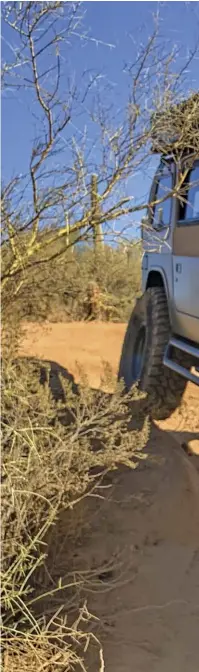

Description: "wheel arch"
146 266 171 303
145 268 173 324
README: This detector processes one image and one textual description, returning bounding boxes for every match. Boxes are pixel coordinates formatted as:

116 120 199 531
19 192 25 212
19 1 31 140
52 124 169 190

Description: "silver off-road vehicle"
119 97 199 417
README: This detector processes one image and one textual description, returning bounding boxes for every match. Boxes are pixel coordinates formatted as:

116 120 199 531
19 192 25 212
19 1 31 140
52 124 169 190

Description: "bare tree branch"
1 2 199 297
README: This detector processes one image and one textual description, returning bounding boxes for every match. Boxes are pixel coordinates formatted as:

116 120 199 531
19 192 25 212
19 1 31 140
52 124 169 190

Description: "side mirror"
153 207 167 231
141 215 150 238
141 216 149 226
158 207 163 226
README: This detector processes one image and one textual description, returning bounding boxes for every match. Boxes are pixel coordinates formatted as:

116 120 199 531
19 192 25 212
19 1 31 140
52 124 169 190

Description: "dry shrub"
2 349 149 670
11 244 141 323
3 604 105 672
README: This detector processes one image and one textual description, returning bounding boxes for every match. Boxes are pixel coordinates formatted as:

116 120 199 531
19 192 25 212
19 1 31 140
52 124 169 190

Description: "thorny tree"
1 1 199 299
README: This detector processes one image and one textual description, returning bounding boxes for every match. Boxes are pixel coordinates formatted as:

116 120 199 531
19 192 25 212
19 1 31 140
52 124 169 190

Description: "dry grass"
3 603 105 672
2 334 149 671
3 244 141 324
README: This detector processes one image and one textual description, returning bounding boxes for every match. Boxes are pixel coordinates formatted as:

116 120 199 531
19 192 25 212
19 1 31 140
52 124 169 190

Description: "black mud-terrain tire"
118 287 191 419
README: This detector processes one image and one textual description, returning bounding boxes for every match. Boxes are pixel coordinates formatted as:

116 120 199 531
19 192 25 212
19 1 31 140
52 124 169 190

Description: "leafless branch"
1 3 199 296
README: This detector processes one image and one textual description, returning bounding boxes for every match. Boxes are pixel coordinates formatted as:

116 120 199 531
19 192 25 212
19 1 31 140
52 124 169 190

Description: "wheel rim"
132 325 146 381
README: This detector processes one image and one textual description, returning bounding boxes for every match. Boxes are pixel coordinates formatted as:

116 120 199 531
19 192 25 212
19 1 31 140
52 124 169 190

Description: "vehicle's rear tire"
118 287 191 419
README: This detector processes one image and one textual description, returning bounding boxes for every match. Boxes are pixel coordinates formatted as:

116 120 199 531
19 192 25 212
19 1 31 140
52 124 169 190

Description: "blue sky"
2 1 199 237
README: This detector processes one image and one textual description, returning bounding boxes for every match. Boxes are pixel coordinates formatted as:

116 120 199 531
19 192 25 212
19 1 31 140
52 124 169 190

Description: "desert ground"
21 321 199 672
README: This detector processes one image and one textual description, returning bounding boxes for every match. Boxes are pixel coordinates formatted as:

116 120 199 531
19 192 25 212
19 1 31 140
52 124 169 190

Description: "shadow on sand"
16 356 199 644
20 355 199 452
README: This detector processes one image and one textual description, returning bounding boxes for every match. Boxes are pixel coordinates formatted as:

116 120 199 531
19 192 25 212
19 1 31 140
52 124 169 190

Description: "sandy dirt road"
21 322 199 671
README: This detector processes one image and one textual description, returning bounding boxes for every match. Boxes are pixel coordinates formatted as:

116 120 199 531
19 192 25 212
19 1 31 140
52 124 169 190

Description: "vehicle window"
180 164 199 222
153 173 173 228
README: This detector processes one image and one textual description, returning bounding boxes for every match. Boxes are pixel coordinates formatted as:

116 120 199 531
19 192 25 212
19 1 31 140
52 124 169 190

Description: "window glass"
153 173 172 227
182 165 199 221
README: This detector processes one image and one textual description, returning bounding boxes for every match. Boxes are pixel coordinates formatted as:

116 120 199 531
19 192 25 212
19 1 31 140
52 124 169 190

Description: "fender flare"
145 267 172 322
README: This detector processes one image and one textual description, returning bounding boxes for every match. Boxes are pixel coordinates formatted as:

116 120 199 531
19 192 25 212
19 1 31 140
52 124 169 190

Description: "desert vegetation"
2 2 199 670
2 344 150 671
6 243 141 323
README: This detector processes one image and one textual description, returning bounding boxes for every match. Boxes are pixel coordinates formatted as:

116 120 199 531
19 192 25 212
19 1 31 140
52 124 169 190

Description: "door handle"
176 263 182 274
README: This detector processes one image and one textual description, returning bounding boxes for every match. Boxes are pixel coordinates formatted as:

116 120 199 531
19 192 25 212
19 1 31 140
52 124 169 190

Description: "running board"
163 337 199 386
